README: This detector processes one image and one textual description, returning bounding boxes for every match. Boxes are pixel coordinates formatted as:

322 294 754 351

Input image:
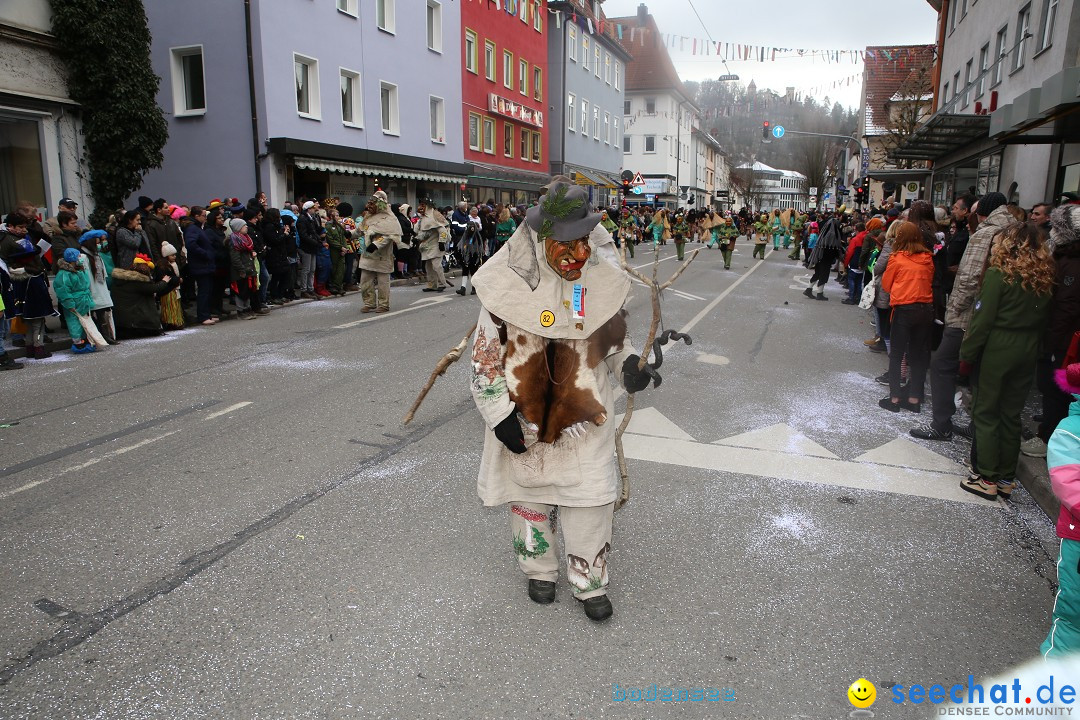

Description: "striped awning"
572 168 615 188
293 156 468 185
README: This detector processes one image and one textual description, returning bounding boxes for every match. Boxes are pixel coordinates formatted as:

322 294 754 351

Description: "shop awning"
865 168 933 183
468 162 550 190
294 156 468 185
890 112 991 162
572 168 612 187
597 172 621 188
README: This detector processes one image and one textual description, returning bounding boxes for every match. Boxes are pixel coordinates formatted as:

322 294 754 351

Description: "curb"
1016 451 1059 520
5 270 464 360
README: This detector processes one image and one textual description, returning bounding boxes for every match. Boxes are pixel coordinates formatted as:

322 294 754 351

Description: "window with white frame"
568 24 577 61
294 54 319 118
337 0 358 17
603 111 610 144
615 61 621 90
518 59 528 96
977 44 989 96
465 29 477 73
380 81 399 134
376 0 395 33
613 118 619 148
993 26 1008 85
952 71 960 98
170 46 206 116
533 67 542 102
645 97 655 114
429 95 445 143
604 53 611 84
568 94 576 132
426 1 442 52
1013 4 1031 71
942 81 950 104
592 106 598 139
623 99 630 115
340 68 361 127
520 129 529 160
644 135 656 153
594 45 601 78
1038 0 1059 52
485 40 496 82
623 135 630 153
581 99 589 136
531 130 541 163
503 122 514 157
503 51 513 89
468 112 481 151
534 2 542 31
583 37 590 71
483 117 495 154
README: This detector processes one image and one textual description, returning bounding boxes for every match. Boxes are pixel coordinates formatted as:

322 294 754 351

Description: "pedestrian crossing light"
762 120 771 140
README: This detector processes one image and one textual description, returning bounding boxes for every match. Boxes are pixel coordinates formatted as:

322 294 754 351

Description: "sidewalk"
1017 417 1059 520
6 270 461 360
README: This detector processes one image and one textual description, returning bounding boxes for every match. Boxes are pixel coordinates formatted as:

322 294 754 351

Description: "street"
0 244 1060 719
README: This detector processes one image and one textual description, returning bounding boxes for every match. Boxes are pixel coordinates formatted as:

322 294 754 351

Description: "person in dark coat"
262 208 295 303
114 211 152 270
296 201 323 297
1035 206 1080 450
49 210 82 265
803 213 844 301
205 208 230 317
183 206 218 325
111 254 177 338
7 238 58 358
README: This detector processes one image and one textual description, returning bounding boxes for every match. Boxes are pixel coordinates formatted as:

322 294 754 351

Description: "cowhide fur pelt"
502 310 627 443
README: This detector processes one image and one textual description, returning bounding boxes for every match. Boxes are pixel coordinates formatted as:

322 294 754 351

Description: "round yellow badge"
847 678 876 709
539 310 555 327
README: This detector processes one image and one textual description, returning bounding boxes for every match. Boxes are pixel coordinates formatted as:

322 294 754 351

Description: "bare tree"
873 57 935 170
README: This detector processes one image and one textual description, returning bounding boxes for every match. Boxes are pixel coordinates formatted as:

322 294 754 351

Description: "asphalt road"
0 242 1061 719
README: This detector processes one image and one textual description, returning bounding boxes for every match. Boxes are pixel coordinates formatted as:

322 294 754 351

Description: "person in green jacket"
495 207 517 254
619 209 637 258
753 214 769 259
719 216 737 269
958 223 1055 501
324 208 349 296
789 213 806 260
52 247 96 354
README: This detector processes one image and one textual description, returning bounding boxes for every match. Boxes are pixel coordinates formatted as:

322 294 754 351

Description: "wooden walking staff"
403 324 477 426
614 241 700 510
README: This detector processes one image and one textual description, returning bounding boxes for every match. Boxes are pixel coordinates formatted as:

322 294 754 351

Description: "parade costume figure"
417 203 451 292
753 215 769 259
719 218 737 269
1042 364 1080 658
619 210 637 259
804 217 843 300
357 191 405 312
648 209 669 246
79 231 117 343
770 210 784 251
673 214 689 261
789 213 806 260
469 181 654 622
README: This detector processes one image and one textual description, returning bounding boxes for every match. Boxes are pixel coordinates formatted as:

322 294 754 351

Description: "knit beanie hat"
1050 205 1080 250
160 242 177 258
977 192 1007 217
138 196 153 209
62 247 81 264
865 217 884 232
229 218 247 234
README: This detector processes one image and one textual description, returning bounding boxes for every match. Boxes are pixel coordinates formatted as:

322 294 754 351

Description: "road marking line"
670 289 706 301
0 430 179 500
333 296 453 329
679 248 775 334
631 254 678 270
205 402 253 420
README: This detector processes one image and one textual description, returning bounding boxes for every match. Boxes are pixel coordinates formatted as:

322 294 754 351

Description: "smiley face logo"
539 310 555 328
847 678 876 709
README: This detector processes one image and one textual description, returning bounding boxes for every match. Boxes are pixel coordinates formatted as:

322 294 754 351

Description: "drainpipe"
560 22 568 177
931 0 948 122
55 107 68 203
244 0 263 192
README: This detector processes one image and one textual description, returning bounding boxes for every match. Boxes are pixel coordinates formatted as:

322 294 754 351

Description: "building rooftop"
609 5 697 108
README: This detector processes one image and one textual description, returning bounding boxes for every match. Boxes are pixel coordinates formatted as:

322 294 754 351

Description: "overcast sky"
601 0 939 109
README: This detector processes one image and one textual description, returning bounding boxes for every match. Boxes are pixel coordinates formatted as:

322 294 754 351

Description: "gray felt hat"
525 181 601 243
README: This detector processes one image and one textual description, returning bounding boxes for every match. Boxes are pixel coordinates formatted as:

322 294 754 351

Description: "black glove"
365 243 377 253
622 355 658 393
493 409 527 454
438 242 446 252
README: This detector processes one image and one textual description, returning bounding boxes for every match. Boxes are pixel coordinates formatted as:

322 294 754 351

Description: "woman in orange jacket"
880 221 935 412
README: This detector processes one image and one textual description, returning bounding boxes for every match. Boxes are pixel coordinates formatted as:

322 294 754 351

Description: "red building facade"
461 0 548 204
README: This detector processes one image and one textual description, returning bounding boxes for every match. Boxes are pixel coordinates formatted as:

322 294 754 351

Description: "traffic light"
762 120 771 140
622 177 631 194
855 185 866 205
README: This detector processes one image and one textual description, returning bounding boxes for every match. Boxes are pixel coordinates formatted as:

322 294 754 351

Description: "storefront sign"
642 178 675 195
488 94 544 128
